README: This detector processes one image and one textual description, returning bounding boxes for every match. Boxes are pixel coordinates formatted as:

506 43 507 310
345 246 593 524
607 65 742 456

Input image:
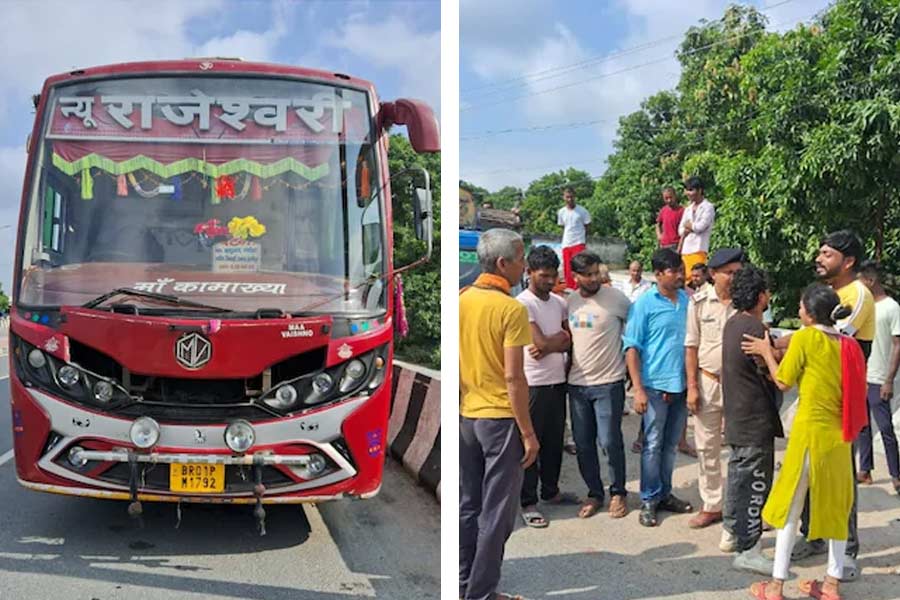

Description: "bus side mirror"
413 186 433 259
379 99 440 153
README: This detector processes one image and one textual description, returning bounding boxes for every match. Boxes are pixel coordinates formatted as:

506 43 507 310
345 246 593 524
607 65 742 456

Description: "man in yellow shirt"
789 229 873 581
460 228 539 600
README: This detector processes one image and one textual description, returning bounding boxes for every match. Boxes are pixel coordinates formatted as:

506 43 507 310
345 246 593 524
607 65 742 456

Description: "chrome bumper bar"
70 448 315 466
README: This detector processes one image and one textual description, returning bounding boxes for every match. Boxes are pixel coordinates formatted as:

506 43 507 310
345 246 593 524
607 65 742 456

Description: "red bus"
7 59 439 531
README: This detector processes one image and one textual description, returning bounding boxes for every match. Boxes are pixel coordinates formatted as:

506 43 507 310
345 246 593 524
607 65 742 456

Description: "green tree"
389 134 441 369
598 0 900 320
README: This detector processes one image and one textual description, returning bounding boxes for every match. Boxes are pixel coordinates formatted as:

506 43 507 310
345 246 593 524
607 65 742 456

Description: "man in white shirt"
557 186 591 290
678 176 716 276
618 260 652 302
517 245 577 527
857 260 900 494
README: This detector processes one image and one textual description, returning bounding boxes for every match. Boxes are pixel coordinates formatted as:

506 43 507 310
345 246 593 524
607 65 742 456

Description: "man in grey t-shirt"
567 251 632 519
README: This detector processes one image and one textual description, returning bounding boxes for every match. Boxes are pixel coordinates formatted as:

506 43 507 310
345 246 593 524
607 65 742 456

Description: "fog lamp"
306 453 327 476
224 420 255 453
67 446 87 467
129 417 160 449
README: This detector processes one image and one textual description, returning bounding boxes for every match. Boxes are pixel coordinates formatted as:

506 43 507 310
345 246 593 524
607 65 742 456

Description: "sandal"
799 579 841 600
543 492 580 505
521 508 548 528
749 581 784 600
578 497 602 519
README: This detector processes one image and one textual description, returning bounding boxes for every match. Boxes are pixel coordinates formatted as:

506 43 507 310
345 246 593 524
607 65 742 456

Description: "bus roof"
39 59 376 93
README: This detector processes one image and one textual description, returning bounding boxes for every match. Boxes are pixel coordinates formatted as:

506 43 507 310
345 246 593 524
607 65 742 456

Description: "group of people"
459 180 900 600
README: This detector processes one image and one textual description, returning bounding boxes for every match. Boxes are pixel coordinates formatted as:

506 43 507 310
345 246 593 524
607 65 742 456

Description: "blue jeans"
640 388 688 504
569 381 627 499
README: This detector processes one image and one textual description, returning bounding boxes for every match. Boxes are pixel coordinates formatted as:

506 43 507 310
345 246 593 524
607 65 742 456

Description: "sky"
0 0 440 297
459 0 833 194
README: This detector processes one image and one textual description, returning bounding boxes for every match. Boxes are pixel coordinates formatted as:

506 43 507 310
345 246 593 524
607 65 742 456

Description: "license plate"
169 463 225 493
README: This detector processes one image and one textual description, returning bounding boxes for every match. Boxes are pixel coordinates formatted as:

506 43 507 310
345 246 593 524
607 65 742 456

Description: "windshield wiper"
82 288 234 312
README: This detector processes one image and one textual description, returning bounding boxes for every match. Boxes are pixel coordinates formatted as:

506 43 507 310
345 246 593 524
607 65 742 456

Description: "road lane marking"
0 449 14 466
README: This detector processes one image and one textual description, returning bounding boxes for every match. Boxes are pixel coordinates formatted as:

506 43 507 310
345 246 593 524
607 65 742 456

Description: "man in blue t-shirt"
624 247 694 527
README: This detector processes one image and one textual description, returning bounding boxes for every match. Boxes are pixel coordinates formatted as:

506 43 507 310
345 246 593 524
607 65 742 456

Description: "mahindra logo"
175 333 212 370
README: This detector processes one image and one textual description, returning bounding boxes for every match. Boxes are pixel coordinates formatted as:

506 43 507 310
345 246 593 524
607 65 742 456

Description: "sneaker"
719 528 738 553
658 494 693 514
732 543 774 575
609 495 628 519
841 555 860 582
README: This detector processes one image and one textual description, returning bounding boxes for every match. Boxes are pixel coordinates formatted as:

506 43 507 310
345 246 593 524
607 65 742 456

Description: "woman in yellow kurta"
742 284 854 600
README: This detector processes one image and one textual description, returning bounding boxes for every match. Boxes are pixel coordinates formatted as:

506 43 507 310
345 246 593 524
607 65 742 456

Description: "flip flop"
521 509 548 528
543 492 580 505
749 581 784 600
799 579 841 600
578 498 602 519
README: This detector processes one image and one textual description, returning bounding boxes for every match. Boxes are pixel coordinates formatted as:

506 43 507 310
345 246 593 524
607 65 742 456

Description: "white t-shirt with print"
557 205 591 247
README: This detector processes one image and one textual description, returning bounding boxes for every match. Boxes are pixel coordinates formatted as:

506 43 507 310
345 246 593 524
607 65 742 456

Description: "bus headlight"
224 420 255 453
130 417 160 449
340 359 367 392
264 384 299 410
312 373 333 394
57 365 80 387
28 349 47 369
93 380 114 402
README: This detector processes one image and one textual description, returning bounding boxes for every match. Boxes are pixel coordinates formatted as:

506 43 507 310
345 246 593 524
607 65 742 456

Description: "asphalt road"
0 360 439 600
498 397 900 600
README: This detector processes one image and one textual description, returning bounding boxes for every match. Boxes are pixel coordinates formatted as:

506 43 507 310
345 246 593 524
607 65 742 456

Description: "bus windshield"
18 76 386 316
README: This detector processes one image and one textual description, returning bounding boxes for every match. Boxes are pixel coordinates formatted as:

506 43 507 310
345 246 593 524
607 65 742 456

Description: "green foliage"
0 285 8 313
389 134 441 369
598 0 900 319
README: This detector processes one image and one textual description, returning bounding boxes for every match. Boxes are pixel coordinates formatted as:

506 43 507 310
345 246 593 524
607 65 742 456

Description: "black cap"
708 248 745 269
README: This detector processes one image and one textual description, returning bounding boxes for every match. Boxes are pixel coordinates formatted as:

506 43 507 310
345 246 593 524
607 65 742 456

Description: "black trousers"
723 445 774 552
520 383 567 507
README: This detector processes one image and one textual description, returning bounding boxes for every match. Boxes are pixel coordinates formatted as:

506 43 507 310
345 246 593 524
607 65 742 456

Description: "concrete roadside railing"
389 359 441 501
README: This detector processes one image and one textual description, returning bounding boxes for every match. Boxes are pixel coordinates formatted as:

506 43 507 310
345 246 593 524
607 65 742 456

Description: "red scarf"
841 336 868 442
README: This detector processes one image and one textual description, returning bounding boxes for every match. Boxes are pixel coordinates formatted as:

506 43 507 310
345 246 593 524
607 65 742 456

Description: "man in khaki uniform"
684 248 744 544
